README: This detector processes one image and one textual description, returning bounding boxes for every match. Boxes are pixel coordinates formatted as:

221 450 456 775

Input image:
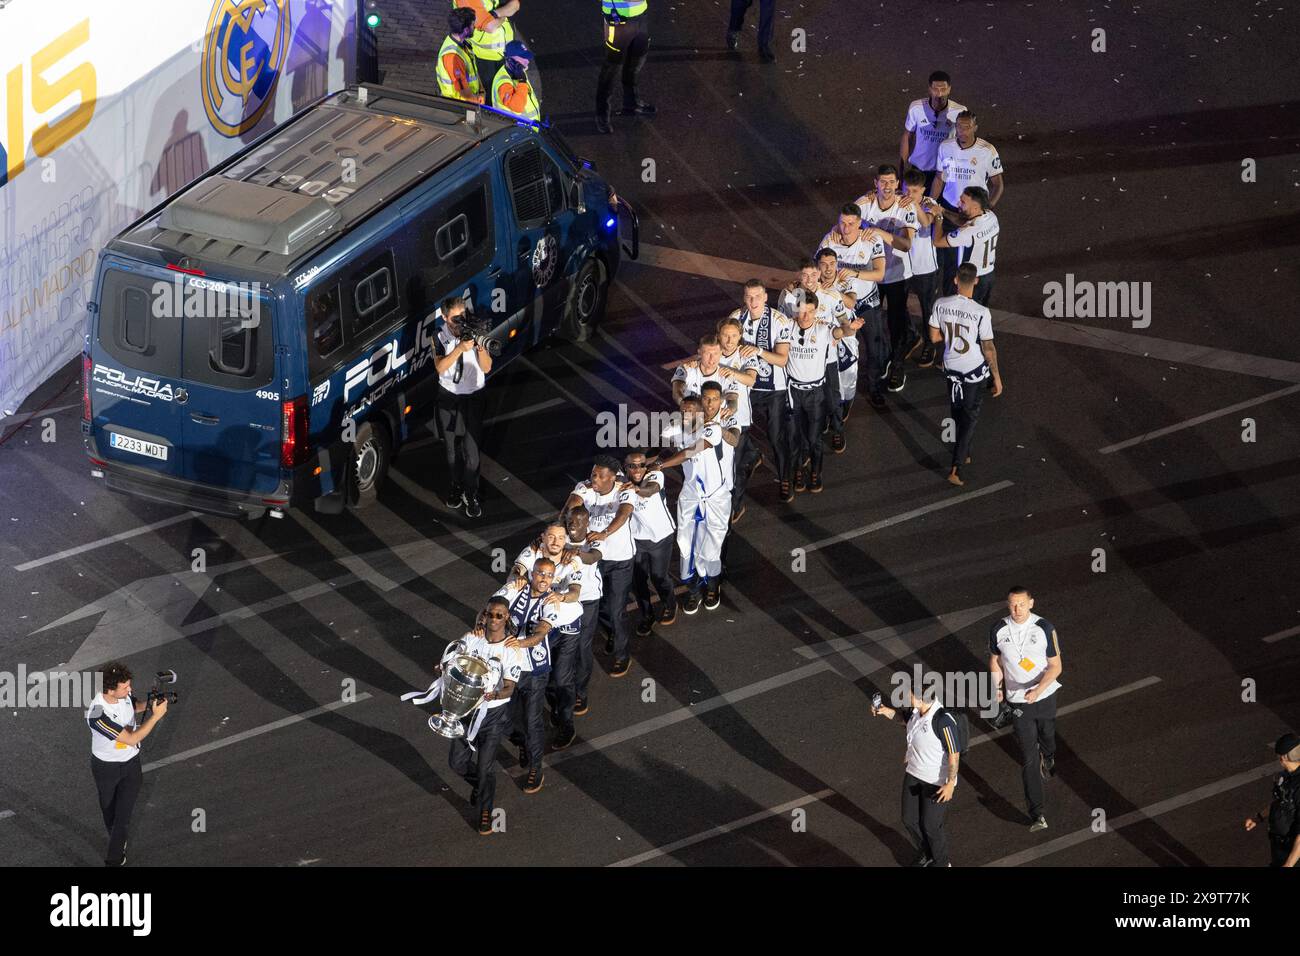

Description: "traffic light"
364 1 382 28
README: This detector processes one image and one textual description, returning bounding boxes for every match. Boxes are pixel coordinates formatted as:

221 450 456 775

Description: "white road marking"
635 243 1300 383
794 602 1007 681
518 357 598 417
985 760 1276 867
609 789 835 867
801 481 1014 553
967 676 1162 749
1263 625 1300 644
143 694 374 773
0 402 83 427
1099 383 1300 453
0 810 14 821
14 511 200 572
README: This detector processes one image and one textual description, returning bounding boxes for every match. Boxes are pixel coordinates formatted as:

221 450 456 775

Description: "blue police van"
83 85 637 519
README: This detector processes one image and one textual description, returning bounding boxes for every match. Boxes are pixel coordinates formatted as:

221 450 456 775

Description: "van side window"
408 176 492 308
210 313 254 376
120 287 152 352
309 284 344 360
346 250 401 337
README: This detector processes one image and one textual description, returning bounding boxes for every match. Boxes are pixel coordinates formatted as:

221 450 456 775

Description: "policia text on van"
83 86 637 520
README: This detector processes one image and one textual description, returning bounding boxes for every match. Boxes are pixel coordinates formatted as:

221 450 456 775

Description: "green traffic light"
366 12 381 28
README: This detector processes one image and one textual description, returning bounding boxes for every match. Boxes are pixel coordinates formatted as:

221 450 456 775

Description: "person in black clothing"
726 0 776 62
595 1 656 133
1244 732 1300 867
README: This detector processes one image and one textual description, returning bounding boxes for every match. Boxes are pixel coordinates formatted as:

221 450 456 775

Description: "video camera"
990 699 1022 729
146 670 180 707
456 310 503 357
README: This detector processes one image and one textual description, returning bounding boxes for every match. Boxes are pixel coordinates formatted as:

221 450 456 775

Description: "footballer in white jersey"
927 263 1004 487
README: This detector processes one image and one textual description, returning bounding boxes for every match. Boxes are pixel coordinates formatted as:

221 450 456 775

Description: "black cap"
1274 732 1300 757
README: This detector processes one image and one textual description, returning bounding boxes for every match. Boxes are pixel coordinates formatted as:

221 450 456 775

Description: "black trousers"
937 197 961 296
882 279 914 363
547 629 580 735
908 269 939 346
746 389 790 484
633 533 676 618
730 426 754 511
1270 835 1297 867
973 270 995 308
597 557 635 662
511 670 548 770
435 388 484 496
788 385 826 478
947 376 988 474
572 600 601 704
901 772 950 866
855 302 888 399
91 756 142 866
596 16 650 115
1011 693 1058 818
821 361 844 435
449 703 510 817
728 0 775 51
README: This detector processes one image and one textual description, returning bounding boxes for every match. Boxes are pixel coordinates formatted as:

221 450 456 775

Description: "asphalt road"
1 0 1298 868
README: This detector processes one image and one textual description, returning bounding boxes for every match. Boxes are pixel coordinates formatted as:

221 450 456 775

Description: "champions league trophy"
427 651 496 739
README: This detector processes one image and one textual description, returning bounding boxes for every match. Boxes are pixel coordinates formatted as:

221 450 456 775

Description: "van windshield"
97 268 274 388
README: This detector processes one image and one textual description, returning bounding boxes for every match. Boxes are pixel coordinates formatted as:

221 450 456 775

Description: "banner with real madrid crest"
0 0 358 417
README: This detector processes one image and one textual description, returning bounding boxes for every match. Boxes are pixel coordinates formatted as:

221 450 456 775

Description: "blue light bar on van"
474 103 550 130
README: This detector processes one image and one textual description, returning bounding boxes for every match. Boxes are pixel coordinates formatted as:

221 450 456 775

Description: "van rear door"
89 264 187 479
175 277 283 495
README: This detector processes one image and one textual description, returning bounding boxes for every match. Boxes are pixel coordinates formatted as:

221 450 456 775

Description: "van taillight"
281 396 309 468
82 354 92 422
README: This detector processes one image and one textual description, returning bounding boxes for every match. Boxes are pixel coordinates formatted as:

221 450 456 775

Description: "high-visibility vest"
602 0 648 18
436 34 482 101
452 1 515 61
491 67 540 121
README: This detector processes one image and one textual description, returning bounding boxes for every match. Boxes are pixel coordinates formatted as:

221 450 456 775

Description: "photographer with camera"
85 662 170 866
433 295 496 519
988 586 1062 833
872 677 962 868
1243 732 1300 867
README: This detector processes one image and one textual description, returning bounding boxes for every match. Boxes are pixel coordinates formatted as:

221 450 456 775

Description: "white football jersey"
928 294 994 377
817 230 885 308
675 416 734 499
945 211 1000 276
937 137 1004 208
627 468 675 543
903 97 966 171
785 321 836 386
717 346 760 427
570 481 637 561
738 307 794 392
855 195 919 283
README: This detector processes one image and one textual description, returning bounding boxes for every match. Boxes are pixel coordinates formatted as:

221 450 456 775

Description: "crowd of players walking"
413 71 1018 838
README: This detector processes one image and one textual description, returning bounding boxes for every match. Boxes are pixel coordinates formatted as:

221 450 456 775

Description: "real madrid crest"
532 234 559 288
201 0 292 138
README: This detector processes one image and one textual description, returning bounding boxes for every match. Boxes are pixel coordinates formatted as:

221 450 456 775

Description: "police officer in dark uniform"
726 0 776 62
595 0 655 133
1243 732 1300 867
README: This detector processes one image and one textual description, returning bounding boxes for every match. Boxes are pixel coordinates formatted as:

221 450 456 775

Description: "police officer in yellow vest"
452 1 520 93
595 0 655 134
491 41 540 121
437 8 485 104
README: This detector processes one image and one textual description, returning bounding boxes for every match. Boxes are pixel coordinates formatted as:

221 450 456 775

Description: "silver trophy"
428 653 495 739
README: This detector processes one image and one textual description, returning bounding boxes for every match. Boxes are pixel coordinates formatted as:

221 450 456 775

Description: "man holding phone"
873 680 961 867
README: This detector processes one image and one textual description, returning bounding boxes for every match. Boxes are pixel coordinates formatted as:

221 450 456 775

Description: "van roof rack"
119 86 515 275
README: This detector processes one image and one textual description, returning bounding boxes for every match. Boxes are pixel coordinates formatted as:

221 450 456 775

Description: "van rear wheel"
560 257 607 342
348 421 390 509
